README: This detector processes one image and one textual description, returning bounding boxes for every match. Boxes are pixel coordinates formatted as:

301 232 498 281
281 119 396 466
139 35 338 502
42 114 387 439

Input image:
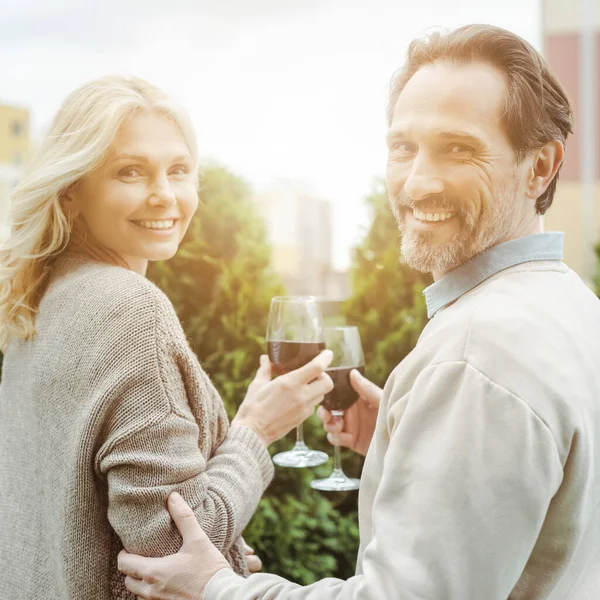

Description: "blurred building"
0 104 30 240
255 181 350 299
542 0 600 284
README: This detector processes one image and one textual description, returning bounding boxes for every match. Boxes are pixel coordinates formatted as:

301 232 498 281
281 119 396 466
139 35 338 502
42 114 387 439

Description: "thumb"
287 349 333 386
254 355 272 382
167 492 206 549
350 369 382 407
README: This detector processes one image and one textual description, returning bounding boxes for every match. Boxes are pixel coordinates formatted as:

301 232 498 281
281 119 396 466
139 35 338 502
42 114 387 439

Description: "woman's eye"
170 165 189 176
391 142 416 156
119 167 142 177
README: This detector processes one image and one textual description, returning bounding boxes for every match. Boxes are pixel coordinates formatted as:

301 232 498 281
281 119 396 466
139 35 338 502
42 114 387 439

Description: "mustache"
394 192 465 215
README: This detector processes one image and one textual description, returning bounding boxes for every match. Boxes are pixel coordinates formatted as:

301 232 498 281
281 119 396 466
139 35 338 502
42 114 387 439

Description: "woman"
0 76 332 600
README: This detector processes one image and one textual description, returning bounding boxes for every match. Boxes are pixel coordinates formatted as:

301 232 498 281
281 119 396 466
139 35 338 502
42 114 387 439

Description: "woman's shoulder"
45 252 180 334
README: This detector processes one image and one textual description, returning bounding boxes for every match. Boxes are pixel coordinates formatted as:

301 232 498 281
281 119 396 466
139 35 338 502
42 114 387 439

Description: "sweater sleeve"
204 360 564 599
94 281 273 557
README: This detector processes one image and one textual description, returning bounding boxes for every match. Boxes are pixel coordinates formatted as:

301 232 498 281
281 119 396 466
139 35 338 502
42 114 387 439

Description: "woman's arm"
94 281 332 558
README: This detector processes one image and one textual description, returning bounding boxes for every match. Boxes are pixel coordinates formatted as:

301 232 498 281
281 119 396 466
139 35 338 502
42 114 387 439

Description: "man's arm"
120 360 564 599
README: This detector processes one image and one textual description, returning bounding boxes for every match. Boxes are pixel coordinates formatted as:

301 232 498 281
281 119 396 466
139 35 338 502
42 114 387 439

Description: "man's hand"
317 369 382 456
233 350 334 446
241 538 262 574
118 492 230 600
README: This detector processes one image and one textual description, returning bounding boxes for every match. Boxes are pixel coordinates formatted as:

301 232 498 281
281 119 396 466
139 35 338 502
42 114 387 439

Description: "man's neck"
432 216 544 282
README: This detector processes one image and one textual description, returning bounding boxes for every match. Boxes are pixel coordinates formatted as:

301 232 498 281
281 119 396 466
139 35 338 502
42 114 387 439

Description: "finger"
350 369 382 407
117 550 155 581
323 418 343 434
327 431 354 448
306 372 334 400
124 575 150 597
246 554 263 573
316 405 333 424
242 542 255 555
167 492 205 546
322 414 343 434
286 350 333 386
255 355 272 383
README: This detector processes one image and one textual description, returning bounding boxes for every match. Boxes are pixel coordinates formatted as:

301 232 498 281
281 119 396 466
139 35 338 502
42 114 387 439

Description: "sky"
0 0 541 269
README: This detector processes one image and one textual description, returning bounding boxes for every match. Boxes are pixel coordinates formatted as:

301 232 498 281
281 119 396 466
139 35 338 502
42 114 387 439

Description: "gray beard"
392 181 519 275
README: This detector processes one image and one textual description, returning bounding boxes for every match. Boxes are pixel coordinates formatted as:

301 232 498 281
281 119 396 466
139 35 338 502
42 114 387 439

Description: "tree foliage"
343 180 431 388
148 165 360 584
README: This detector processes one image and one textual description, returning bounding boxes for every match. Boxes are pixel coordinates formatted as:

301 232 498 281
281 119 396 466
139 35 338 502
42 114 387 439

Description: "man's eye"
448 144 473 155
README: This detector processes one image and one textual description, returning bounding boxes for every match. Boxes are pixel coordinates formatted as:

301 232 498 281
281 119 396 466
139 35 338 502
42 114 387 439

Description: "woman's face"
67 111 198 275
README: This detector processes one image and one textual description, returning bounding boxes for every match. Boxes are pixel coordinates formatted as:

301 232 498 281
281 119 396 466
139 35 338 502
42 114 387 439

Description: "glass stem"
294 423 307 450
296 423 304 444
333 443 343 473
331 411 345 477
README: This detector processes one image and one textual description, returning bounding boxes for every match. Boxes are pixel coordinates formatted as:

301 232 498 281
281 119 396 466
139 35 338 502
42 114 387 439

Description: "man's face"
386 60 532 278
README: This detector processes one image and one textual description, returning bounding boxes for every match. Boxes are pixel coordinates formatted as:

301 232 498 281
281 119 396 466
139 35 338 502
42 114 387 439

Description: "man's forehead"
391 61 508 132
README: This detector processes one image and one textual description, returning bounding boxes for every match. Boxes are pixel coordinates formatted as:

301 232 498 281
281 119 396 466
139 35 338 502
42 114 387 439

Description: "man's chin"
401 235 470 275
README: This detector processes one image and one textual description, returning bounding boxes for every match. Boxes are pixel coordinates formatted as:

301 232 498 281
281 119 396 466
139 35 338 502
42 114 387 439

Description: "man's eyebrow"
386 129 485 145
435 131 484 145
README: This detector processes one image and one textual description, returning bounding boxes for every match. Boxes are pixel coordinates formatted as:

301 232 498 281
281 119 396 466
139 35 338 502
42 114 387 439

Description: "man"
118 24 600 599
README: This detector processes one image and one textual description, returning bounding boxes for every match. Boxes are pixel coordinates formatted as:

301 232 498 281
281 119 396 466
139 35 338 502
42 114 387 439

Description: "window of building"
11 121 24 137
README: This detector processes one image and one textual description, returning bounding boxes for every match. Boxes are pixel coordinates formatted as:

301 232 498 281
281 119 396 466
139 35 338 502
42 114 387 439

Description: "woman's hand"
317 368 382 456
232 350 334 447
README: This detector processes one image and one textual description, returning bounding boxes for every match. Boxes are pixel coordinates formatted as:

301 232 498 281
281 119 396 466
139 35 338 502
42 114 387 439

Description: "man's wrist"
203 567 245 600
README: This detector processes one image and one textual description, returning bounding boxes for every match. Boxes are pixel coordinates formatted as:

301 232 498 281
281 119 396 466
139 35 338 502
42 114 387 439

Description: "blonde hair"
0 75 199 349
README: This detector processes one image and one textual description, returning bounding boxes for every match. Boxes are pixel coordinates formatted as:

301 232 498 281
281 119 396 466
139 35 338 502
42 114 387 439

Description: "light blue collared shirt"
423 232 565 319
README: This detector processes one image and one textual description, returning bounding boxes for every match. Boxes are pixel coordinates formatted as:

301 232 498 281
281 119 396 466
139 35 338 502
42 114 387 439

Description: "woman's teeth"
133 219 175 230
412 209 454 222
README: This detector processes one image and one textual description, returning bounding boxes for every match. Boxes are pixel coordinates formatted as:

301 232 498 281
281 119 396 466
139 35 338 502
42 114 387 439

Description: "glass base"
310 469 361 492
272 442 329 468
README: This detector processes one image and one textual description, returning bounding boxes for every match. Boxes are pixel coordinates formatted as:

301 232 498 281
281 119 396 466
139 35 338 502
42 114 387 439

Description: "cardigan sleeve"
98 417 272 556
204 361 564 599
93 277 273 557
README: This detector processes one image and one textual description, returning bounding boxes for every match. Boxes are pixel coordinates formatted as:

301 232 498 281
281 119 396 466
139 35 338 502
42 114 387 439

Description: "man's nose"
403 153 444 201
148 173 176 207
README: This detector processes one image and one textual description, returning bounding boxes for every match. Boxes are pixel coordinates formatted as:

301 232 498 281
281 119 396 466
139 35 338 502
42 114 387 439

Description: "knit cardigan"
0 251 274 599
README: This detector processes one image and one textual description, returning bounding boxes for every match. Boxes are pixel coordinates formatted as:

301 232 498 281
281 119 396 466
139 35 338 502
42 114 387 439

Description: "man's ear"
525 140 564 201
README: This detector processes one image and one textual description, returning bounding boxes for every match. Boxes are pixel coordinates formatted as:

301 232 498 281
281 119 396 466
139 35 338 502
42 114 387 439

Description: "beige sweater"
206 258 600 599
0 252 274 599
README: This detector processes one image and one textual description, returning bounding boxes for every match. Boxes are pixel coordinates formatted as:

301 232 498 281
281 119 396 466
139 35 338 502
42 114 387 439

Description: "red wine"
322 365 365 413
267 341 326 376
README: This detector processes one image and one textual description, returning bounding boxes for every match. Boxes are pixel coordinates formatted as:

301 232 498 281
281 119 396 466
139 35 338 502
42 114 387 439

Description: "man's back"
357 260 600 599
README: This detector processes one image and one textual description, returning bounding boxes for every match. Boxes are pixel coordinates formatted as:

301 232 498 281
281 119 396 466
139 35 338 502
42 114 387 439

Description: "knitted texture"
0 251 274 599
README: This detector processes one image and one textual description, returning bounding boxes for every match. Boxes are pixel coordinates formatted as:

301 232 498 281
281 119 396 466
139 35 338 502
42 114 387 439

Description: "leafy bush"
343 181 431 388
148 165 361 584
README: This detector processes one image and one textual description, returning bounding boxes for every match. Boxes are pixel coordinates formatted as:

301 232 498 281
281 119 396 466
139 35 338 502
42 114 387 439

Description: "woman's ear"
61 183 80 219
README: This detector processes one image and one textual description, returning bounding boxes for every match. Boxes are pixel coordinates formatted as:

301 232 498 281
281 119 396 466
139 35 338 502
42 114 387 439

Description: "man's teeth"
134 219 175 230
412 209 454 222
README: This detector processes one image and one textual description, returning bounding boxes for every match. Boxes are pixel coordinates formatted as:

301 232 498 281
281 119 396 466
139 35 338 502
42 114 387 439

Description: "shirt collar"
423 232 564 318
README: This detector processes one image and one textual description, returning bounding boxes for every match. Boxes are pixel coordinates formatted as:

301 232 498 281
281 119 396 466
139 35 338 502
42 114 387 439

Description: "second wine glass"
311 326 364 491
267 296 329 468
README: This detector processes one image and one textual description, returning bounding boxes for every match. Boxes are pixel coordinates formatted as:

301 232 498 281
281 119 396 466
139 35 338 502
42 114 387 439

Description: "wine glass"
267 296 329 468
310 326 364 491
